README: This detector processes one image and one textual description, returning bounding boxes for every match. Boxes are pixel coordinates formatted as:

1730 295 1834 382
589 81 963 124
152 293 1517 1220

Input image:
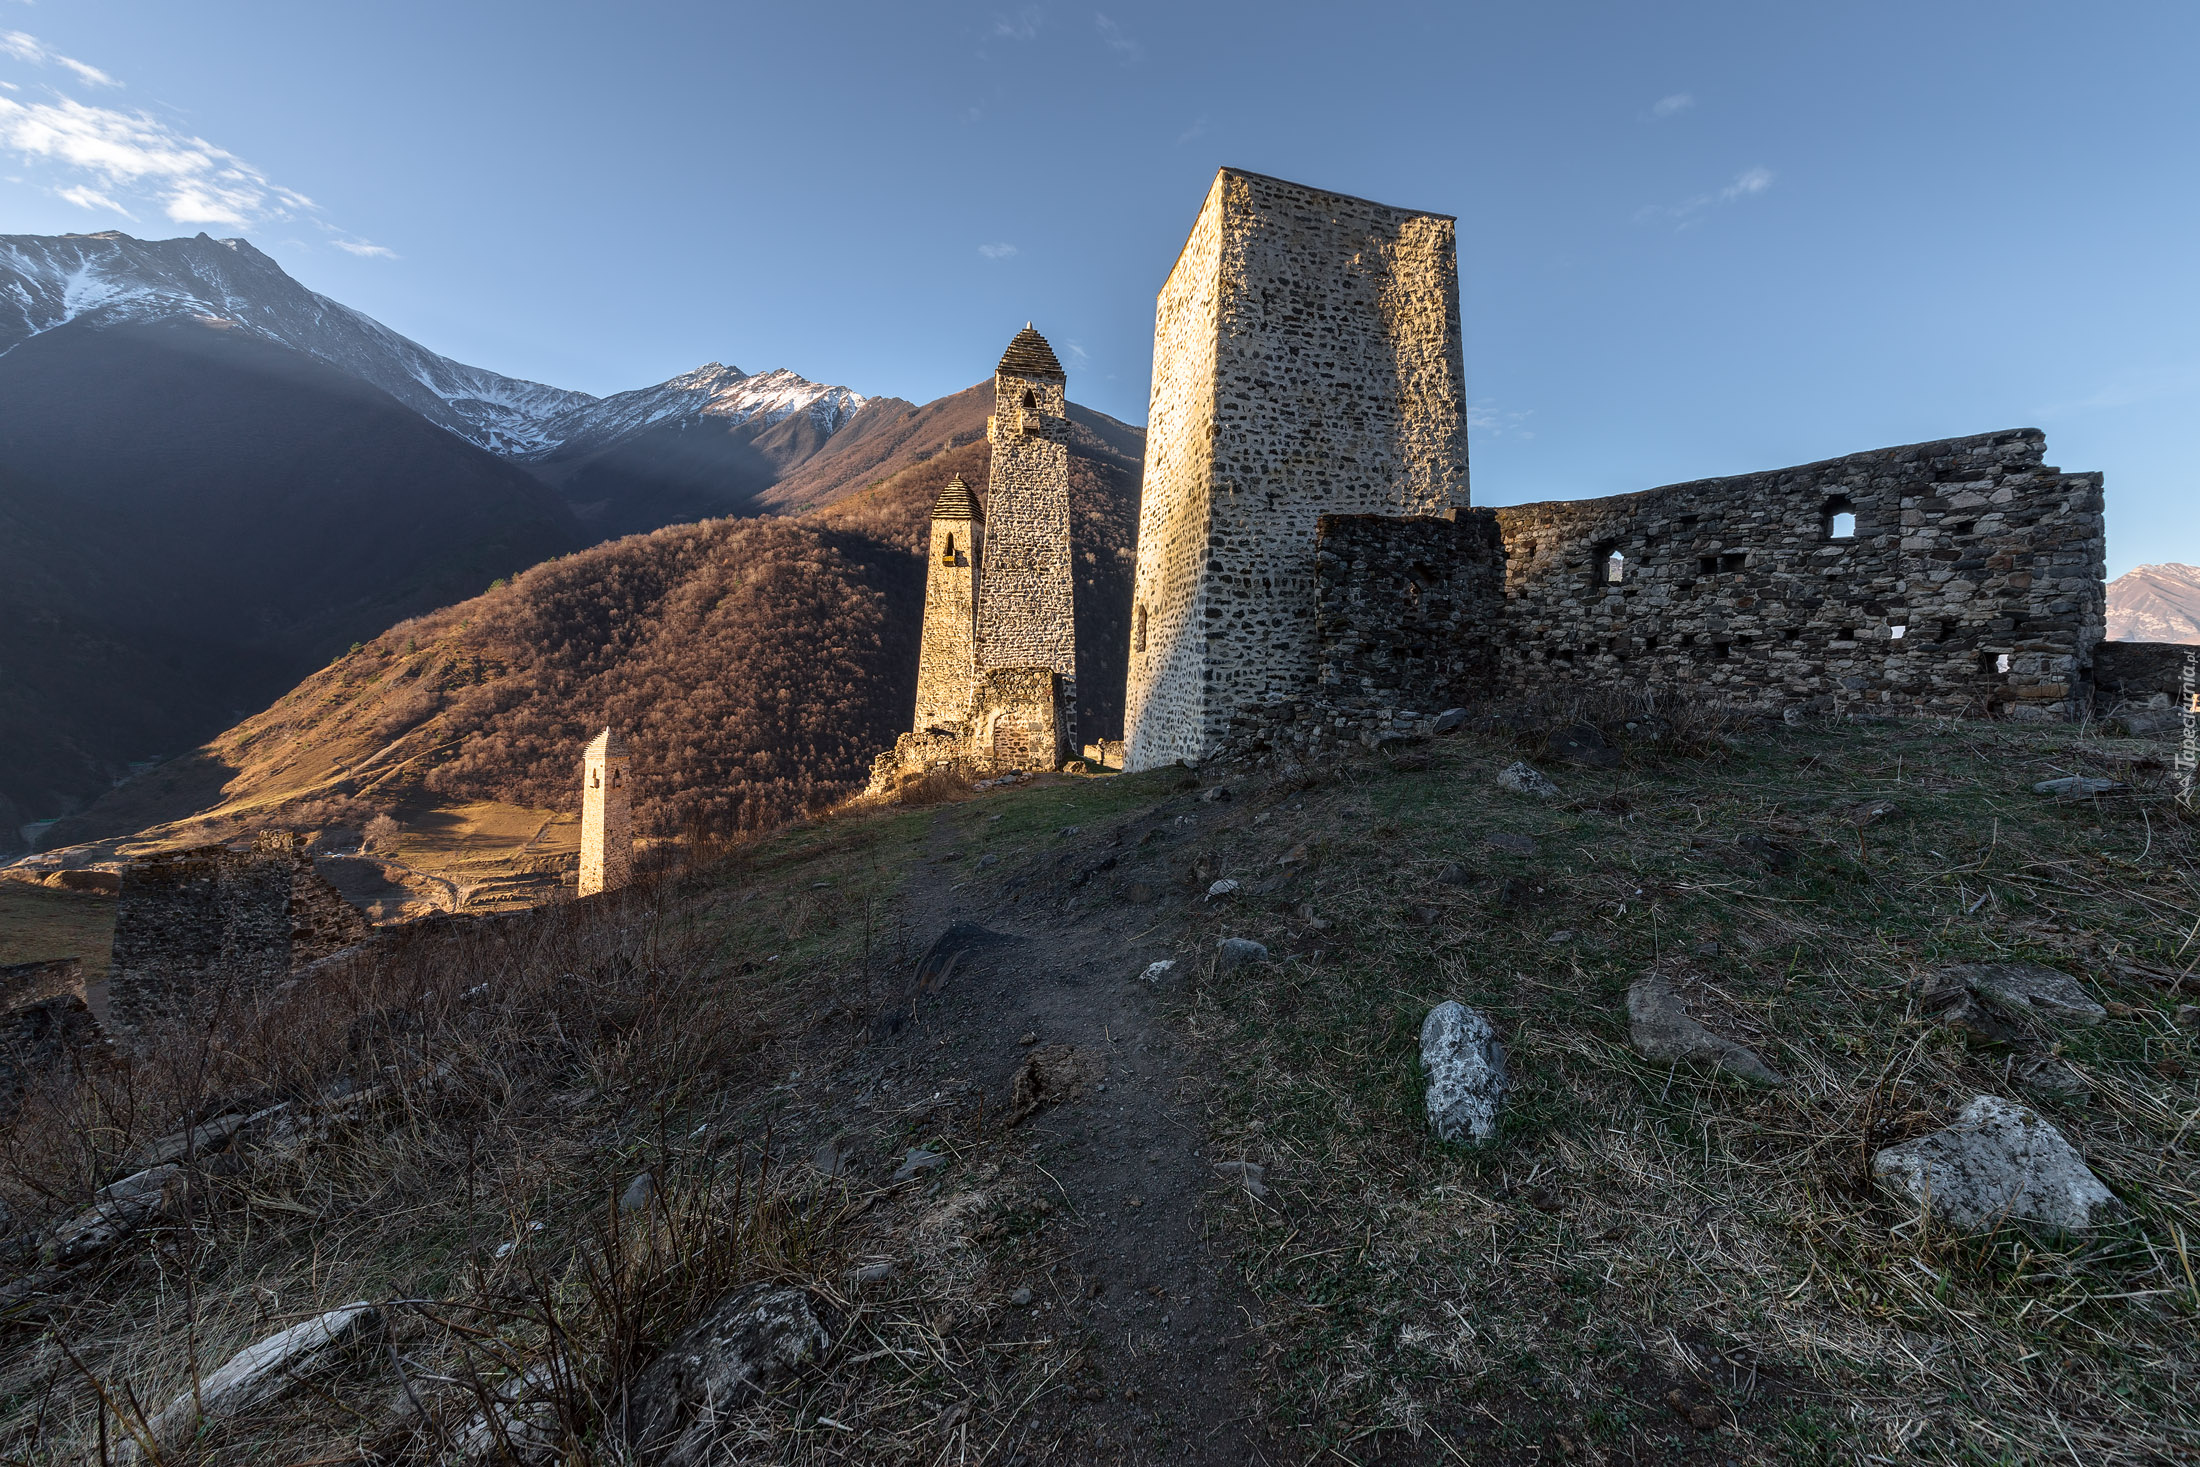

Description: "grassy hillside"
0 712 2189 1463
32 387 1142 869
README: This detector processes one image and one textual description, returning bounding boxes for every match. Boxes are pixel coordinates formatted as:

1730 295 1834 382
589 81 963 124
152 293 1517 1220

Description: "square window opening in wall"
1712 641 1732 659
1951 521 1975 537
1644 635 1660 653
1698 555 1719 576
1889 624 1906 640
1840 628 1857 642
1719 552 1747 573
1677 513 1700 527
1782 627 1800 642
1823 495 1858 540
1981 650 2012 675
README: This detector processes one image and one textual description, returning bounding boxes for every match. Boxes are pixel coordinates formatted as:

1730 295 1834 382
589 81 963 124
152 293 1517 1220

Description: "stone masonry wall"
1123 169 1471 770
976 331 1078 734
972 668 1069 773
109 832 368 1036
1489 429 2105 719
1316 511 1505 713
2093 641 2191 709
913 478 982 734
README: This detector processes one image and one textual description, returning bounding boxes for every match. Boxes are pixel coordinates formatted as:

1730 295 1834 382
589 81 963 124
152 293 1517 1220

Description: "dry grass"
1167 712 2197 1462
0 803 933 1465
4 714 2193 1464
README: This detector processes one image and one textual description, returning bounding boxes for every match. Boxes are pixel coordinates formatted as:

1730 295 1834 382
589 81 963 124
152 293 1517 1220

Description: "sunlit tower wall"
974 325 1078 740
912 476 984 734
1121 168 1471 771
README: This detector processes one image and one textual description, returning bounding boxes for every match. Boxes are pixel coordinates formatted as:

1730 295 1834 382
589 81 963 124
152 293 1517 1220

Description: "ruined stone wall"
2093 641 2192 709
579 728 632 897
1489 429 2105 719
0 993 101 1118
976 330 1077 734
913 479 982 734
1124 169 1471 769
0 956 84 1009
109 834 304 1034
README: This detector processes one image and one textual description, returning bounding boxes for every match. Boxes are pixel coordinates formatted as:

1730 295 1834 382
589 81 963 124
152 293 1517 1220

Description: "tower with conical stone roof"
913 476 983 733
975 324 1077 738
578 727 632 896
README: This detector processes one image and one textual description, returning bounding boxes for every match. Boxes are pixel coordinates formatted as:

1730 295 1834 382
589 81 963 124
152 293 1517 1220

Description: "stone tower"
912 476 983 733
975 325 1077 734
1122 169 1471 770
578 727 632 897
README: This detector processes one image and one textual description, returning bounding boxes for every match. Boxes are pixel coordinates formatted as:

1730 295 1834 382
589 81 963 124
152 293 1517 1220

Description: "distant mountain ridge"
0 231 868 460
2107 563 2200 644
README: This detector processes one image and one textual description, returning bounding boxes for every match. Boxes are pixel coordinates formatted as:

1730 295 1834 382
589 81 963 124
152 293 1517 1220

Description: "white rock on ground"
1495 762 1560 798
1626 975 1785 1086
116 1303 378 1464
1872 1095 2119 1234
1420 1001 1507 1144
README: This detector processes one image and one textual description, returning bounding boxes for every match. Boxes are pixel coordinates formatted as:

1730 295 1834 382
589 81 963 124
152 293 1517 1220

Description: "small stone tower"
912 476 983 733
579 727 632 897
975 325 1077 736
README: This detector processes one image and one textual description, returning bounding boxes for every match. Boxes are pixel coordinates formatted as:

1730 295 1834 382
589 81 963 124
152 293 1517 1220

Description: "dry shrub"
0 881 824 1464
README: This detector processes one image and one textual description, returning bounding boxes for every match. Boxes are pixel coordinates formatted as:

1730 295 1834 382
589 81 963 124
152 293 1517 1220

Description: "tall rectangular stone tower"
1122 169 1471 770
975 325 1077 733
911 476 983 734
578 727 632 896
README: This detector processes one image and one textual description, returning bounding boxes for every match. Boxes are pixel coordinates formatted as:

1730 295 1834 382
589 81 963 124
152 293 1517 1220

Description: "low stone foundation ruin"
108 832 370 1037
868 668 1071 795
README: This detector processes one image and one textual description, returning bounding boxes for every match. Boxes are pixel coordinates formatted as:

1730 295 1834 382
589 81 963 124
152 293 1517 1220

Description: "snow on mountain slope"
537 364 867 458
0 231 866 458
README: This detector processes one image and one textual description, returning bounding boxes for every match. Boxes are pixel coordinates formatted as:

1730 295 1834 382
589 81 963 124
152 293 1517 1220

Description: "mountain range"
0 231 1140 851
2106 563 2200 644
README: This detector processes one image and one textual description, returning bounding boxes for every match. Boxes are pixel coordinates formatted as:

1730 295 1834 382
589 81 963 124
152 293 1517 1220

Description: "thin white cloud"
1637 166 1777 229
992 7 1042 40
1467 400 1535 440
1651 92 1694 118
1176 114 1207 145
1 29 116 86
1094 12 1139 59
55 180 124 212
0 30 390 252
1063 338 1090 366
1721 165 1773 200
978 242 1018 260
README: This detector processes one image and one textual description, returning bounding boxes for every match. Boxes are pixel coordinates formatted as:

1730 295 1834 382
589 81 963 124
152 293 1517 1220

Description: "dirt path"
776 797 1277 1464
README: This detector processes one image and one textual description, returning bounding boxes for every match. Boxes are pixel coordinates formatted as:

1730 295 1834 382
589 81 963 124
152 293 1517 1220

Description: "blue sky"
1 0 2192 576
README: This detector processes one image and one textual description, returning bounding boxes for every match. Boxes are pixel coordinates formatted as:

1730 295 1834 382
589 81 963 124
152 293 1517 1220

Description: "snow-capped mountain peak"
0 231 868 462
